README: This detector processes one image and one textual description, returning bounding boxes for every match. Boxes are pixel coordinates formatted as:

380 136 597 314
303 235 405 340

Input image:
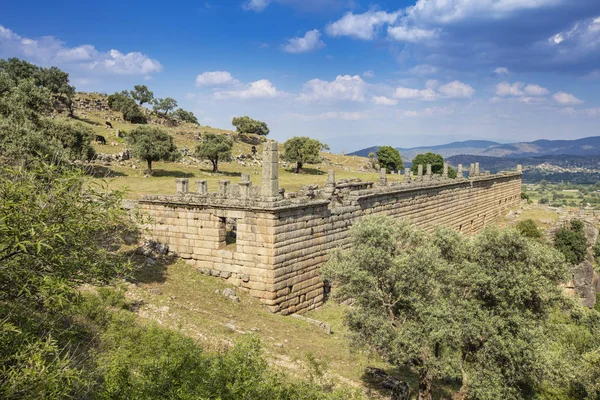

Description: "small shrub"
516 219 543 239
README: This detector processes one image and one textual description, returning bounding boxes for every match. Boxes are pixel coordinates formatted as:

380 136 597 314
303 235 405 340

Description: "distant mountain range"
349 136 600 161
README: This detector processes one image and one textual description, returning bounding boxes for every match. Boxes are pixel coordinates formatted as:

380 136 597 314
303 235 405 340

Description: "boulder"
573 260 597 309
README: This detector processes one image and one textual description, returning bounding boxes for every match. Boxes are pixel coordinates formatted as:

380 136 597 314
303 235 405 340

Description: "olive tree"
194 133 233 172
411 152 457 178
231 116 269 136
172 108 198 124
376 146 403 173
153 97 178 117
127 126 180 174
130 84 154 106
324 216 570 400
281 136 328 173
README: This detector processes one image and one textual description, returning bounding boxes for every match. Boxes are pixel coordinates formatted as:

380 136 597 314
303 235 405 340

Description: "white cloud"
214 79 283 99
326 10 400 40
553 91 583 105
494 67 510 75
524 84 549 96
437 80 474 98
406 0 563 25
282 29 325 53
363 70 375 78
409 64 438 75
292 111 366 121
398 106 454 118
393 79 473 100
394 86 438 101
0 25 162 76
372 96 398 105
243 0 271 11
496 81 549 97
496 81 525 96
195 71 239 87
299 75 367 102
387 25 437 42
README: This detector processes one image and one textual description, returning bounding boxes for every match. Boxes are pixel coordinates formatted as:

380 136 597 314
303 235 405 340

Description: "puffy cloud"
409 64 438 75
0 25 162 75
214 79 283 99
394 86 438 101
496 82 525 96
282 29 325 53
553 91 583 105
326 10 400 40
372 96 398 106
196 71 239 87
393 80 474 100
437 80 475 98
494 67 510 75
524 84 549 96
292 111 366 121
496 81 549 97
243 0 350 12
363 70 375 78
398 106 454 118
387 25 437 42
299 75 367 102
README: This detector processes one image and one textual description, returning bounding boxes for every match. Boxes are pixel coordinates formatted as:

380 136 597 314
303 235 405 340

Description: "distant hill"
349 137 600 161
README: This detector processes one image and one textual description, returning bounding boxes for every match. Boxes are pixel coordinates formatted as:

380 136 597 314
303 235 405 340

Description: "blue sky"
2 0 600 153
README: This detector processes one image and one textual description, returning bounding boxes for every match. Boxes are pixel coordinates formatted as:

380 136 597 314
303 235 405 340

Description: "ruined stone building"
139 142 522 314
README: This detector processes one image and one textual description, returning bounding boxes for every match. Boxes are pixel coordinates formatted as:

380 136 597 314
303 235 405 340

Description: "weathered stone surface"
137 140 523 314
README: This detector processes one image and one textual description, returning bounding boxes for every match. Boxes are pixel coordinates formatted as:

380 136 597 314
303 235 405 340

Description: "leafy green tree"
130 84 154 106
232 116 269 136
324 216 570 399
172 108 199 124
323 217 462 400
411 152 456 178
376 146 403 173
0 78 95 164
516 219 543 239
0 162 135 398
107 90 132 111
121 99 147 124
195 133 233 172
554 220 588 265
152 97 178 117
127 126 180 174
282 136 327 173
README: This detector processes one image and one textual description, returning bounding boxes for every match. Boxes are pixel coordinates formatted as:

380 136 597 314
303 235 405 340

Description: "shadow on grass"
151 170 195 178
83 165 128 178
285 167 326 176
198 169 242 177
130 253 178 284
72 115 103 126
360 365 460 400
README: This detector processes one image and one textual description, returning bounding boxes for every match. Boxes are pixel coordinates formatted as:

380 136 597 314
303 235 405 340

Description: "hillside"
73 93 401 199
350 136 600 161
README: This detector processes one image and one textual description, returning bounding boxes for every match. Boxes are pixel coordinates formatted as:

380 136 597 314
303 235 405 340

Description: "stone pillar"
475 162 480 176
426 164 432 176
326 170 335 186
241 173 250 183
239 181 251 199
417 164 423 181
404 168 411 181
457 164 463 179
218 180 230 197
379 167 387 186
425 164 432 181
324 170 335 197
176 178 189 194
262 142 279 199
443 162 448 178
469 163 475 177
517 164 523 173
195 180 207 195
116 128 121 138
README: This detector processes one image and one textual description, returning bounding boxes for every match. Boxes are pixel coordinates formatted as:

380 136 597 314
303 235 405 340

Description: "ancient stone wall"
139 142 522 314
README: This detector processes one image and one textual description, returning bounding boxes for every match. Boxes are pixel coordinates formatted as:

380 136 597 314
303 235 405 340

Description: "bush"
555 220 588 265
516 219 543 239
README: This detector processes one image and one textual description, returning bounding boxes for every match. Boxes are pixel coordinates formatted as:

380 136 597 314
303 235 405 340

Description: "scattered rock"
222 287 240 302
364 367 409 400
147 288 162 295
225 322 236 331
